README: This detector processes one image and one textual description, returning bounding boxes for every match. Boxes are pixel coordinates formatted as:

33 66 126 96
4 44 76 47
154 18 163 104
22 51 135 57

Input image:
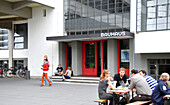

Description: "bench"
94 99 108 105
126 100 151 105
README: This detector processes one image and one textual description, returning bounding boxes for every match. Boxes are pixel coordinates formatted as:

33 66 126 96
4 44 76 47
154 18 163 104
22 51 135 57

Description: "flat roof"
46 31 134 42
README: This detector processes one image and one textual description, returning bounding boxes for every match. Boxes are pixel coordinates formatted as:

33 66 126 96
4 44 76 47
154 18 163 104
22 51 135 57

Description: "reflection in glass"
85 43 95 68
137 0 170 31
14 43 24 49
103 41 107 69
64 0 130 35
159 65 170 75
148 59 156 64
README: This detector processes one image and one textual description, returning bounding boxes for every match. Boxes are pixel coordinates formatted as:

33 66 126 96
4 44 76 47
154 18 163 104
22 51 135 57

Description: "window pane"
149 59 156 64
158 59 166 64
14 43 24 49
158 5 167 17
147 18 156 25
147 0 156 6
157 18 167 30
85 43 95 68
14 37 24 42
148 6 156 18
157 24 166 30
103 41 107 69
166 59 170 64
159 65 170 75
147 24 156 30
158 0 167 5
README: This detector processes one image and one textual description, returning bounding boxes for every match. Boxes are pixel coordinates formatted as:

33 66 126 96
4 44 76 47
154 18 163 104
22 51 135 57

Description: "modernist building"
48 0 133 77
0 0 170 79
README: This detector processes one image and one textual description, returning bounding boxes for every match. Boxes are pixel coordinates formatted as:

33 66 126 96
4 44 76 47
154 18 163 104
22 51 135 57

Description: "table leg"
112 93 115 105
126 93 129 104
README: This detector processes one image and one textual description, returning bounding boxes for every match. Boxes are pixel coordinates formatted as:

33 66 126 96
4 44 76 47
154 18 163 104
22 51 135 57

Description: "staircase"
51 76 100 84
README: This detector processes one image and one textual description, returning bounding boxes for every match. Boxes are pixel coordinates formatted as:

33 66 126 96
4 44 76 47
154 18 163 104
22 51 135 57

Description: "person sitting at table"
130 69 152 102
139 70 158 91
151 73 170 105
114 67 129 88
98 70 117 105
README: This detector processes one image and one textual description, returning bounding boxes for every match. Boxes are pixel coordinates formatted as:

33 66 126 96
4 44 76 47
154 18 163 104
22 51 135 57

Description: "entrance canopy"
47 31 134 42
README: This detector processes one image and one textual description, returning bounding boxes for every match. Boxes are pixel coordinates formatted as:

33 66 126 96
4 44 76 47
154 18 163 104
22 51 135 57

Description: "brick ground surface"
0 78 99 105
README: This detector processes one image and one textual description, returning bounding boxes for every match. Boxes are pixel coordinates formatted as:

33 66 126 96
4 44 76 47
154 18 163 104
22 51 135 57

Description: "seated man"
114 67 129 88
130 69 152 102
54 64 63 76
139 70 158 91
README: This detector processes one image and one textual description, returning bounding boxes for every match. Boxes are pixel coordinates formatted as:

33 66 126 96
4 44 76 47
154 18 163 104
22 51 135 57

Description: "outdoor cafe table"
109 89 131 105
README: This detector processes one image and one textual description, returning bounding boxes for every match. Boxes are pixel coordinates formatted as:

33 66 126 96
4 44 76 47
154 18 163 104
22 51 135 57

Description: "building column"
141 0 147 31
72 41 82 76
8 29 13 68
59 42 66 72
129 39 134 72
107 39 118 76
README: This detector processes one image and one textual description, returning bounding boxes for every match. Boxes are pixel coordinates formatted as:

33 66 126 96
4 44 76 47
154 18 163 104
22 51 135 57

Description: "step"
51 76 100 84
52 79 99 84
51 76 100 81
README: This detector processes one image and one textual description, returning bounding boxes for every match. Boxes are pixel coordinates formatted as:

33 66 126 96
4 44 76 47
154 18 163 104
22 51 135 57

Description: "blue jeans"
44 77 52 85
63 75 70 79
54 72 63 76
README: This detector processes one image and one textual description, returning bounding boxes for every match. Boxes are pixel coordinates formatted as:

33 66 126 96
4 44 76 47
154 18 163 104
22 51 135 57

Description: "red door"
82 41 97 76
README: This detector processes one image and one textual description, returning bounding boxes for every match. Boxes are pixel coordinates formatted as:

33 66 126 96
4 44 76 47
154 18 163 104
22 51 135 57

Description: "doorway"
82 41 107 76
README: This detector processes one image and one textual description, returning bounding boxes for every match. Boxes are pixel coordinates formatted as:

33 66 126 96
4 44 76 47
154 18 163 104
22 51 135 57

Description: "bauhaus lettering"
101 31 126 37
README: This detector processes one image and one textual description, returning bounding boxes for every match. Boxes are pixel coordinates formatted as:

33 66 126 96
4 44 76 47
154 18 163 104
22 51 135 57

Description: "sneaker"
49 84 52 87
40 84 44 87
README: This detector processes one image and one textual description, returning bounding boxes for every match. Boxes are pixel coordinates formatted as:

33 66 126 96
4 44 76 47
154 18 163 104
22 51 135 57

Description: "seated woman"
151 73 170 105
62 67 72 81
98 70 116 105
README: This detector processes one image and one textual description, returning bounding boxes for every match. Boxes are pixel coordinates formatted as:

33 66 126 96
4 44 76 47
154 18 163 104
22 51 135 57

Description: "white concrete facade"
28 0 63 76
0 0 64 76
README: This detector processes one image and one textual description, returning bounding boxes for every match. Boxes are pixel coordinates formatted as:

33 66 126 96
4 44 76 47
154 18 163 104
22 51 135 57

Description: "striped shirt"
144 75 158 91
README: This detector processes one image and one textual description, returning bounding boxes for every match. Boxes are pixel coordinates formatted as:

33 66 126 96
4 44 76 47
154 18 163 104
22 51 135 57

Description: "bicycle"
0 67 7 78
6 67 17 78
16 68 26 78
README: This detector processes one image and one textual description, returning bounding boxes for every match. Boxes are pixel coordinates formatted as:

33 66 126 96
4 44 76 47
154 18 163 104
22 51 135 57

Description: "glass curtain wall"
64 0 130 36
137 0 170 32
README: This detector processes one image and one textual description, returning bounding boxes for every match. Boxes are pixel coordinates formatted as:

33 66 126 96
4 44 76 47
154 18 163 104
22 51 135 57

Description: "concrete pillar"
8 29 13 68
107 39 118 76
59 42 66 72
72 41 82 76
129 39 134 73
141 0 147 31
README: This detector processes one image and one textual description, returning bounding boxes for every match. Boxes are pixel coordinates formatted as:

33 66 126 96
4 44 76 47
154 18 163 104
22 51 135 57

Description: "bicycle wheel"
19 71 25 78
2 72 7 78
6 70 13 78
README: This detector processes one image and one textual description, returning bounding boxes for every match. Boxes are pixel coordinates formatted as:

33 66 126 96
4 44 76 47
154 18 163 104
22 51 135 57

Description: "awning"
46 31 134 42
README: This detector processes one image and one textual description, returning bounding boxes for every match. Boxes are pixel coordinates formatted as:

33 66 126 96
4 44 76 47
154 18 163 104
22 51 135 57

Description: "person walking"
139 70 158 91
151 73 170 105
40 59 52 87
98 70 117 105
43 55 52 85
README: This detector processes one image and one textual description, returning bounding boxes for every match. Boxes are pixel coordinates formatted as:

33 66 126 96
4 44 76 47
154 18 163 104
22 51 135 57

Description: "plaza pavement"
0 78 99 105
